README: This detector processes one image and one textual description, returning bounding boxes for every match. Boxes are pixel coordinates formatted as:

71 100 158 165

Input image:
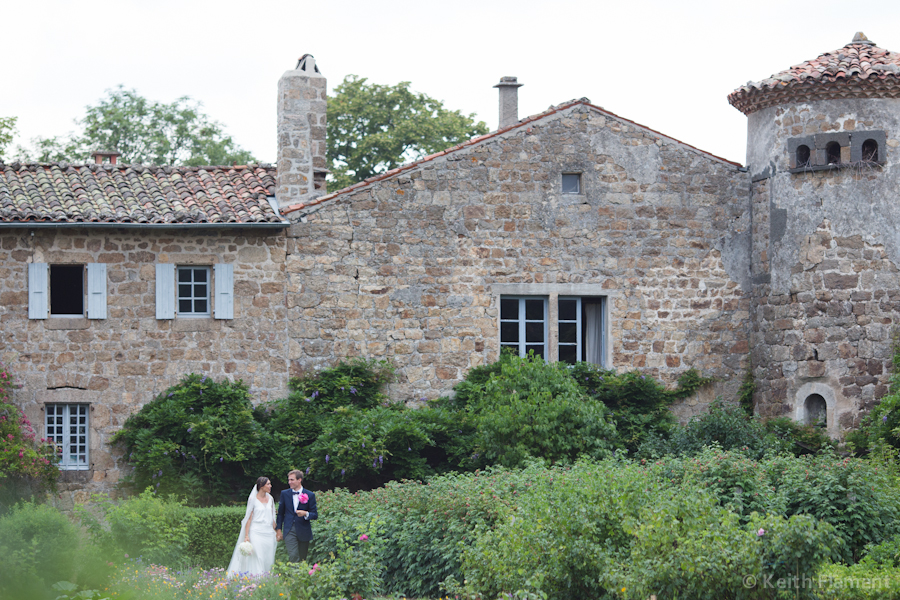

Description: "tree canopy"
15 87 256 166
326 75 489 190
0 116 16 161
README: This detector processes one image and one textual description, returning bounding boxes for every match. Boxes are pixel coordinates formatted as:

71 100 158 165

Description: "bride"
227 476 277 576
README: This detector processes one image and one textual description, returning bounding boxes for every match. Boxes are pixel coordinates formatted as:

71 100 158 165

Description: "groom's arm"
305 492 317 521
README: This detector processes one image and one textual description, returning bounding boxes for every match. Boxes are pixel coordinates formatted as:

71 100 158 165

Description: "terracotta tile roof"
282 99 742 215
729 33 900 115
0 162 285 226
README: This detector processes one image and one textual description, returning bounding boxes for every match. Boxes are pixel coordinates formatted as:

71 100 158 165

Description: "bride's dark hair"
255 476 270 492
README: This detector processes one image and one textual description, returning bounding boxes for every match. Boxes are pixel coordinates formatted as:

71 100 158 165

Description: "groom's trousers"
284 524 310 562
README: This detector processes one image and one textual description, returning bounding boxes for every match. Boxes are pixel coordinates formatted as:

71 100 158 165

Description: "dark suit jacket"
276 487 317 541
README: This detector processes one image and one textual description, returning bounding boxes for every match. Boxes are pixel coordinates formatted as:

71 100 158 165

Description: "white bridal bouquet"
239 541 254 556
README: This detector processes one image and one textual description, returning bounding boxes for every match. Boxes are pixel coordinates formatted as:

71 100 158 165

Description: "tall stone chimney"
494 76 523 129
276 54 327 208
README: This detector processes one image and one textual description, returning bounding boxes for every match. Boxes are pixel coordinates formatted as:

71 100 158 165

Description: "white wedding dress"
226 490 277 577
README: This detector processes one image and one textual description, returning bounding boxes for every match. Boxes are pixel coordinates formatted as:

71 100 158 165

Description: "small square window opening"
177 266 210 316
561 173 581 194
50 265 84 316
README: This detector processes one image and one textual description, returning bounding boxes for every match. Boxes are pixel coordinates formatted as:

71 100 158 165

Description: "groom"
276 469 318 562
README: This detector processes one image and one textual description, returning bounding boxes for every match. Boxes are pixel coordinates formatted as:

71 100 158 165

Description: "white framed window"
558 296 606 365
500 297 549 359
28 263 107 320
178 266 211 316
499 294 606 366
561 173 582 194
45 404 89 470
155 263 233 320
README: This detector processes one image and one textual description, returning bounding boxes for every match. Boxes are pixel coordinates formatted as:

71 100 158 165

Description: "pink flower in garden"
359 534 369 541
299 493 309 504
757 528 765 537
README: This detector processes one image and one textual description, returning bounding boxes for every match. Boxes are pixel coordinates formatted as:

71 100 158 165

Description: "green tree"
17 86 256 166
327 75 489 190
0 116 16 161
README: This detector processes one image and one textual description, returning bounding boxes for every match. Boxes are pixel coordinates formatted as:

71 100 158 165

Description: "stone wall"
285 103 753 418
747 99 900 433
0 228 289 503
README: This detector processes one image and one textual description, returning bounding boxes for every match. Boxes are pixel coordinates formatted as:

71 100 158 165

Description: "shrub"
456 458 842 600
464 353 617 468
310 466 533 598
764 416 837 456
79 489 195 565
569 363 679 453
184 504 246 568
638 399 785 459
111 374 261 503
304 403 468 487
762 452 900 562
0 501 91 599
654 449 900 562
273 524 384 600
0 364 58 512
256 358 394 483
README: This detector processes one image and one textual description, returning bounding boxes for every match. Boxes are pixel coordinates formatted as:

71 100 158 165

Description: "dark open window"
862 139 879 162
826 142 841 165
49 265 84 316
796 145 811 168
804 394 827 428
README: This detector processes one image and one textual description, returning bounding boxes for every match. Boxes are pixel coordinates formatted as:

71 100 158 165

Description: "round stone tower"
729 33 900 436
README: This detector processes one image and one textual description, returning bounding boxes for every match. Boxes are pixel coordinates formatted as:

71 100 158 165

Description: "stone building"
2 35 899 500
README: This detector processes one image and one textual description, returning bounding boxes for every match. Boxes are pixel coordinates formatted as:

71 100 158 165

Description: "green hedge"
185 504 246 568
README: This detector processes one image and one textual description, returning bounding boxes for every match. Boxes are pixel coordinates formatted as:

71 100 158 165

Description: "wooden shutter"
214 263 233 320
86 263 107 319
28 263 48 319
155 263 175 319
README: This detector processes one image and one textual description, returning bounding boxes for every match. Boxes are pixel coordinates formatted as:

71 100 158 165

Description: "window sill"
789 161 885 174
44 317 90 330
173 318 216 332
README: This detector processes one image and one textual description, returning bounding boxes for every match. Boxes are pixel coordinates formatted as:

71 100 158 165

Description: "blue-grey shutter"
155 263 175 319
86 263 107 319
214 263 233 320
28 263 48 319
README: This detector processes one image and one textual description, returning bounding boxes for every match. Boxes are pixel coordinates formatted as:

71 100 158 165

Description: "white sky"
3 1 900 167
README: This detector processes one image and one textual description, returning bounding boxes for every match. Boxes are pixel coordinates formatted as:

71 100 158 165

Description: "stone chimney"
91 150 121 165
276 54 327 208
494 76 523 129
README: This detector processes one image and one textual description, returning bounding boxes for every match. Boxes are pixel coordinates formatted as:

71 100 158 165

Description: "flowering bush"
0 363 58 508
111 374 261 503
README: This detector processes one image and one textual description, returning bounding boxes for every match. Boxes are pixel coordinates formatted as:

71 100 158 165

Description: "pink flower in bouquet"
299 493 309 504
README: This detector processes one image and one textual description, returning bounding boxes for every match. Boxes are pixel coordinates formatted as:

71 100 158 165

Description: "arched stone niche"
793 382 837 437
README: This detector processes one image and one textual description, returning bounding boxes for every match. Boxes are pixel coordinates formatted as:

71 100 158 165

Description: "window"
862 139 879 162
499 295 606 365
155 263 233 320
49 265 84 316
28 263 106 320
500 297 548 359
804 394 827 428
558 297 606 365
561 173 581 194
826 141 841 165
178 266 210 316
796 145 811 168
45 404 89 470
